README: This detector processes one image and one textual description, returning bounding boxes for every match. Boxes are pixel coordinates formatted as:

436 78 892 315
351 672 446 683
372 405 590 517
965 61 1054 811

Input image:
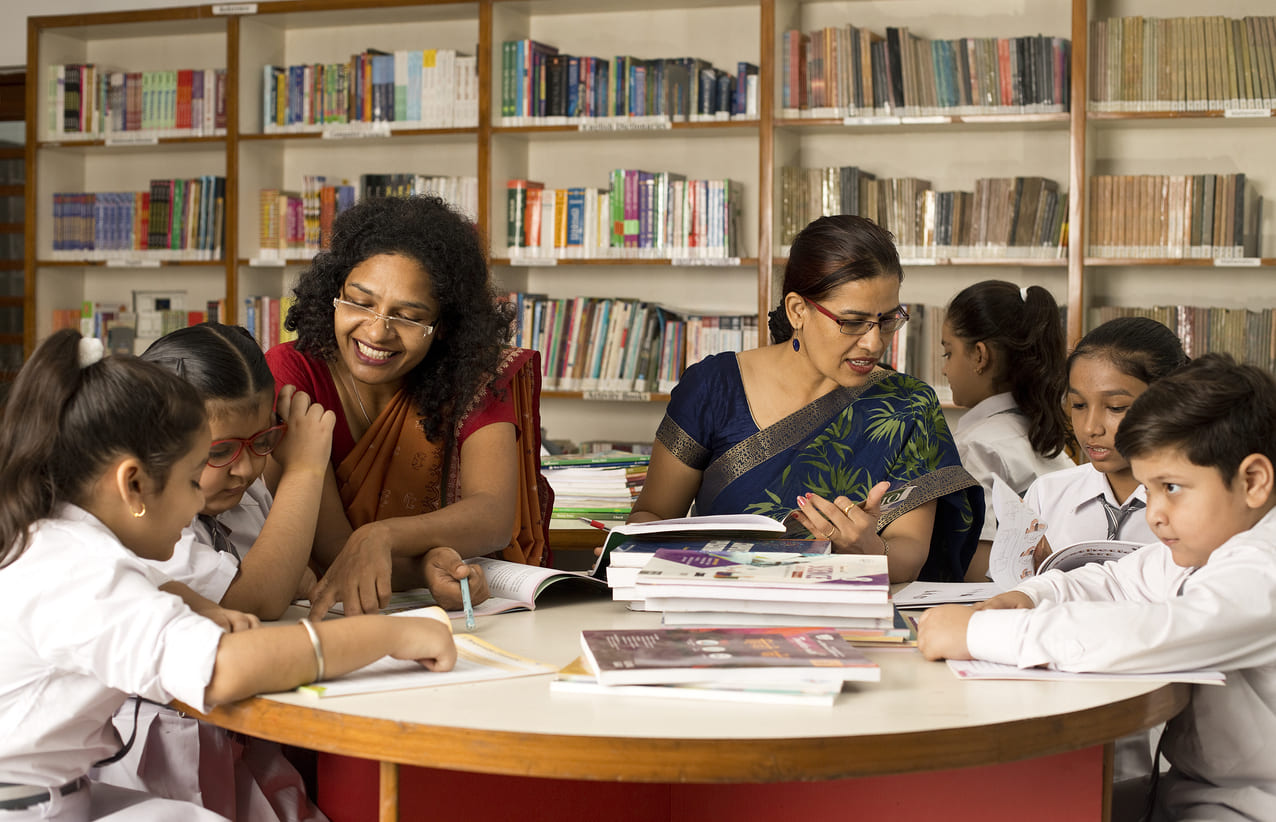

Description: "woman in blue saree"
630 215 982 582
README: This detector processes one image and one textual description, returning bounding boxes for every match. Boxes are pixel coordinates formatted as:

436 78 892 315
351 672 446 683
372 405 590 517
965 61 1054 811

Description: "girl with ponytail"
0 330 455 821
942 280 1076 581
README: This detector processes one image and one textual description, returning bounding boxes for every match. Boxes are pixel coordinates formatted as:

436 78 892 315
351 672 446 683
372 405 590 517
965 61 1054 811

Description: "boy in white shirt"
918 353 1276 822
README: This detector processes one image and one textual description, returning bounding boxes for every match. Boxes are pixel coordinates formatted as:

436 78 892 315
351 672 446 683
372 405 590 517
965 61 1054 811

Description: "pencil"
460 576 476 631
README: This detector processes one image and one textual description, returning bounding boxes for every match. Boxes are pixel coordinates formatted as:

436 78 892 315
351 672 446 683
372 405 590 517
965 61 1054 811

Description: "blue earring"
792 338 800 352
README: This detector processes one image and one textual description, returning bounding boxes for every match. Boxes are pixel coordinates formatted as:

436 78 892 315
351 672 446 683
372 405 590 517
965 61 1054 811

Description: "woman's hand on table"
308 522 394 619
916 604 974 661
272 384 336 474
423 547 490 610
792 481 891 554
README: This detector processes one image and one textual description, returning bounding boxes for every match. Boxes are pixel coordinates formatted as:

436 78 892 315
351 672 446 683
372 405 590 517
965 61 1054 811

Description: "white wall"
4 0 224 68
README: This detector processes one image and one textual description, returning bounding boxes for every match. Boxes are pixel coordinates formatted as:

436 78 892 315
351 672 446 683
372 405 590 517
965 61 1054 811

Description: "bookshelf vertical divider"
1066 0 1088 348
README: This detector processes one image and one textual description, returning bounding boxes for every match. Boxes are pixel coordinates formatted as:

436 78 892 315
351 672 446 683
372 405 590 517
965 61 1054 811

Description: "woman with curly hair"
266 195 548 618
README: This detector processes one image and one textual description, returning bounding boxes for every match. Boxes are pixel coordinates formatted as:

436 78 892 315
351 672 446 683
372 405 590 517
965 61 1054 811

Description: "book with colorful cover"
633 550 889 604
609 536 830 569
579 626 881 686
590 513 798 577
549 656 844 706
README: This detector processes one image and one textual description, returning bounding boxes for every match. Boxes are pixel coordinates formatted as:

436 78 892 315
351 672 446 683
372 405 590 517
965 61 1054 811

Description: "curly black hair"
285 195 515 442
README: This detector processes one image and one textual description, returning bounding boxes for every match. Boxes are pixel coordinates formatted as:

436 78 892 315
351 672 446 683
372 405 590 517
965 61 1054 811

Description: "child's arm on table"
204 610 456 706
161 580 260 632
221 386 335 620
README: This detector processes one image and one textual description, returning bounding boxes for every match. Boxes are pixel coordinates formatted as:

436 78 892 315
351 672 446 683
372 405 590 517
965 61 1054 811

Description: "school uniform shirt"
954 393 1076 542
0 505 223 788
966 507 1276 821
153 479 274 601
1022 462 1156 551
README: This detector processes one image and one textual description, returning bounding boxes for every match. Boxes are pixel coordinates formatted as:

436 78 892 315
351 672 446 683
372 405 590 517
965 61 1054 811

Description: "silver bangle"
299 617 325 683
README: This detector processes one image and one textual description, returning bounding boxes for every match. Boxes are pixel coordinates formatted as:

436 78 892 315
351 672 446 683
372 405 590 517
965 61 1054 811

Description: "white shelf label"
248 257 287 268
899 258 940 266
843 116 902 126
212 3 257 14
670 257 741 267
104 134 159 146
322 122 392 139
1223 108 1272 119
1213 257 1262 267
508 256 557 267
581 390 654 402
105 259 162 268
578 116 672 132
900 115 953 124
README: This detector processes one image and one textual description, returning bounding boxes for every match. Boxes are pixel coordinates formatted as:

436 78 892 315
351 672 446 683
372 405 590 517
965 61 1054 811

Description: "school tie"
1098 497 1146 540
198 513 241 562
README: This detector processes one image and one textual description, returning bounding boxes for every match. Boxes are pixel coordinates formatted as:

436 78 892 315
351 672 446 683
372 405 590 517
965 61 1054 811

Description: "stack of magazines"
550 626 880 706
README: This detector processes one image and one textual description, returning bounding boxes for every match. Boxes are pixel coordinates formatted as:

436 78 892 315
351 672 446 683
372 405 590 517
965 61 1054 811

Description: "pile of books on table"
541 451 649 521
552 625 880 706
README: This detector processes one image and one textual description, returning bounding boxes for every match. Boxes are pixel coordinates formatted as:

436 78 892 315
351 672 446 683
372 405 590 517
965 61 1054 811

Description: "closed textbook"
634 549 889 604
579 627 881 686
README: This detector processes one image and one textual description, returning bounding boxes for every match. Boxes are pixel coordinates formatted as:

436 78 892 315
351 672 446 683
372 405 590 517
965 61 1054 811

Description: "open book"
987 474 1144 589
330 557 607 617
946 658 1225 685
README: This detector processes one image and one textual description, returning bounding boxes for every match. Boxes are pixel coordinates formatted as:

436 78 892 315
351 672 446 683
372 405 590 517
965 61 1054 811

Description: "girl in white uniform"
95 323 335 821
942 281 1075 582
0 330 457 822
1024 317 1190 556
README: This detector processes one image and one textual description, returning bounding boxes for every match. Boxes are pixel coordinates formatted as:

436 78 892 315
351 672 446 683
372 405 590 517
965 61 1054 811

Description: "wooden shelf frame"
23 0 1273 363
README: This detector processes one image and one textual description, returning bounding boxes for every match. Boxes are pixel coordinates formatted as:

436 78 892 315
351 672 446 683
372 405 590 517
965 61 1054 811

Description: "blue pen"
460 576 476 631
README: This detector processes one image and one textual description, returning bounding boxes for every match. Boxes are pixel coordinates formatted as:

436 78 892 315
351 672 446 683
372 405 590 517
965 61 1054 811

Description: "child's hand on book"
272 384 336 473
424 547 490 611
971 591 1035 612
390 607 458 673
916 604 974 661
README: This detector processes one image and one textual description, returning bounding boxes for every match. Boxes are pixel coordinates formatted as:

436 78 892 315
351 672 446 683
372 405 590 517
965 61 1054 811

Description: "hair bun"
77 337 105 368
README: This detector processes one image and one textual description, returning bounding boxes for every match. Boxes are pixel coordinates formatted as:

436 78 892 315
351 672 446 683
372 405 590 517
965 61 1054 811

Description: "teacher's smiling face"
334 252 441 387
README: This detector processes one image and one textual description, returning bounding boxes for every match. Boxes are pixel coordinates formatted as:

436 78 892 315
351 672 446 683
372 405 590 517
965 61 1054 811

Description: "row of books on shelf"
1089 15 1276 113
508 293 759 394
779 169 1067 260
50 295 293 355
541 451 649 520
262 48 478 133
47 64 227 139
506 174 745 260
256 175 476 261
781 27 1070 117
50 177 226 261
1090 305 1276 373
501 41 757 125
1087 173 1262 259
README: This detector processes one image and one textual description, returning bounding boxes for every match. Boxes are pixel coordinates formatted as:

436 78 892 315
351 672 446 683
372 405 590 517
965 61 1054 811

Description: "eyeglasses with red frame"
803 297 910 337
206 422 288 468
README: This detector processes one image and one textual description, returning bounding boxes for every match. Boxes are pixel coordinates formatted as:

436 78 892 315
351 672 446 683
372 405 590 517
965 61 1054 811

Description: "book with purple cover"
633 550 889 604
579 627 881 685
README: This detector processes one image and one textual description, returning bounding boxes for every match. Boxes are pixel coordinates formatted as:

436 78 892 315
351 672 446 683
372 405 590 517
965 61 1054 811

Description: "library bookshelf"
24 0 1276 444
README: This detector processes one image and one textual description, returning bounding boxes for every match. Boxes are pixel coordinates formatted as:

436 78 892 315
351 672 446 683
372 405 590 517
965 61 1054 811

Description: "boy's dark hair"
142 322 275 412
1115 353 1276 482
946 280 1070 458
768 214 903 344
285 195 514 442
0 330 207 564
1067 316 1188 386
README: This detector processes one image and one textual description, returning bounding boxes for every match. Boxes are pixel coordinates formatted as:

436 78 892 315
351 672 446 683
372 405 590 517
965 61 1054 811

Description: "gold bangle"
299 617 325 683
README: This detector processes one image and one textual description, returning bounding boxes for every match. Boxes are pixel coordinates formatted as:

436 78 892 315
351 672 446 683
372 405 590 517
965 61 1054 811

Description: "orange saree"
335 348 551 566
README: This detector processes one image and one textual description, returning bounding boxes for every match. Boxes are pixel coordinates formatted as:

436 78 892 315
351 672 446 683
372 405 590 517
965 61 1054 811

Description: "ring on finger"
822 525 836 539
840 503 855 517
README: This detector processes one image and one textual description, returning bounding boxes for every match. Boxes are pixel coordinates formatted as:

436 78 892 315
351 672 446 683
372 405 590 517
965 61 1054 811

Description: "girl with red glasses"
94 322 339 822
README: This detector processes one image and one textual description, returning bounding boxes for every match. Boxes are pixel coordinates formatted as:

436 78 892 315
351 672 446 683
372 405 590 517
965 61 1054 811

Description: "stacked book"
542 451 649 521
594 515 907 642
554 626 879 706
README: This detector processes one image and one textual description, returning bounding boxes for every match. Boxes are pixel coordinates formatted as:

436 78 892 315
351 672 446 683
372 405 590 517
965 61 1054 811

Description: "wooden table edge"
176 681 1189 783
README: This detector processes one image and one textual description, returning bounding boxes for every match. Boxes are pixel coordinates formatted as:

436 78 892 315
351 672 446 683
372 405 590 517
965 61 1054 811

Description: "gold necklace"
341 367 373 427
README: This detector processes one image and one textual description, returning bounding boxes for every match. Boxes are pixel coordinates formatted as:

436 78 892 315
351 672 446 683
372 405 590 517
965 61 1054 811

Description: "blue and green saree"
657 352 983 581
